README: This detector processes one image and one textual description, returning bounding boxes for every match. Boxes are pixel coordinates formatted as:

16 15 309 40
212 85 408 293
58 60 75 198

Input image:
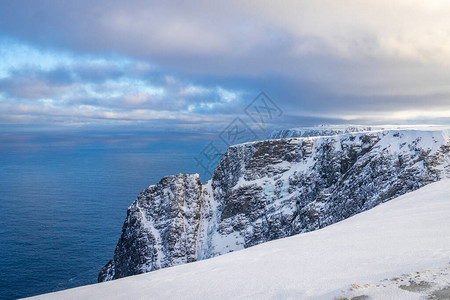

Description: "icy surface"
29 179 450 299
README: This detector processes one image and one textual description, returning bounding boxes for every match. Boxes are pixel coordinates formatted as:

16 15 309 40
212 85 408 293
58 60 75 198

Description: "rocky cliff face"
98 174 203 281
99 129 450 282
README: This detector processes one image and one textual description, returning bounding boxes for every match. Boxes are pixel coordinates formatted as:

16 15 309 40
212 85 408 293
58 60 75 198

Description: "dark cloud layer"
0 0 449 133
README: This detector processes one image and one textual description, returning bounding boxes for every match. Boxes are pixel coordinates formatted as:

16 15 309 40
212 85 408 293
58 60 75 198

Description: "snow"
136 203 163 269
338 264 450 300
28 179 450 299
268 124 450 140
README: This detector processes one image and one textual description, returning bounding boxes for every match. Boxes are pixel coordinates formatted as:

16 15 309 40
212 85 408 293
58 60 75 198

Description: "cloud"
0 45 254 129
1 0 450 132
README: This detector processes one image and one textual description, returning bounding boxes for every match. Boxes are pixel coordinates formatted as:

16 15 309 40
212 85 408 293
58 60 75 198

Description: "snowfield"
28 179 450 299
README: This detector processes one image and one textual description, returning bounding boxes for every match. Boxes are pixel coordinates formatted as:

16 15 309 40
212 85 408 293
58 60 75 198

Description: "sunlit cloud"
1 0 450 132
0 40 248 129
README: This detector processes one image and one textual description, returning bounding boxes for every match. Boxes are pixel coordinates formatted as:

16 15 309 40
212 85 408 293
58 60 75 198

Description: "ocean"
0 133 213 299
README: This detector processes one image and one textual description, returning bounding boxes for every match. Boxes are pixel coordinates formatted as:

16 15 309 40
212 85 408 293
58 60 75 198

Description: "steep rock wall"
99 129 450 281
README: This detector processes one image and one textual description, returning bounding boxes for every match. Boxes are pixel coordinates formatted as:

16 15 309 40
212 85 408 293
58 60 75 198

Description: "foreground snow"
29 180 450 299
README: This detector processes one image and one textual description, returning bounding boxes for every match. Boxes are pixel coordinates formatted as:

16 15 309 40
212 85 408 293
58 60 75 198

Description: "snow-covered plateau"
28 179 450 299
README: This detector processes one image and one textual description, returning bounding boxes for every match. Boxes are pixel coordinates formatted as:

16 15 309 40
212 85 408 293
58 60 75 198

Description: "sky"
1 0 450 137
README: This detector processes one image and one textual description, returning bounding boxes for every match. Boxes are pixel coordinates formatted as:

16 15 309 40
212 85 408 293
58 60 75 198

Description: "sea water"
0 134 212 299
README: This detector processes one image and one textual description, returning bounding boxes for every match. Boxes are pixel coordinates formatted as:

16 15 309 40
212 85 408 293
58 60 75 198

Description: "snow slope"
29 179 450 299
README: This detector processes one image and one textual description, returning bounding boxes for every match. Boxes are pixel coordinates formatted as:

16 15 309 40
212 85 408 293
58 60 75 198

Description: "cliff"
33 179 450 300
99 128 450 282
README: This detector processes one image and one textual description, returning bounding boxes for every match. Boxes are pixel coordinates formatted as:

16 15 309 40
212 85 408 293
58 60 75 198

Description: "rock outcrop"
99 128 450 282
98 174 203 281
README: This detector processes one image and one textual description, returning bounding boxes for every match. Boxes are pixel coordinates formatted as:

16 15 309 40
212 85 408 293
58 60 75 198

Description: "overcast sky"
1 0 449 134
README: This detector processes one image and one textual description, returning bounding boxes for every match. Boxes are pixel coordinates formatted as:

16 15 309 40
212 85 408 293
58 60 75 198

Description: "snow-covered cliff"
34 179 450 300
268 125 380 139
98 174 203 281
99 128 450 282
